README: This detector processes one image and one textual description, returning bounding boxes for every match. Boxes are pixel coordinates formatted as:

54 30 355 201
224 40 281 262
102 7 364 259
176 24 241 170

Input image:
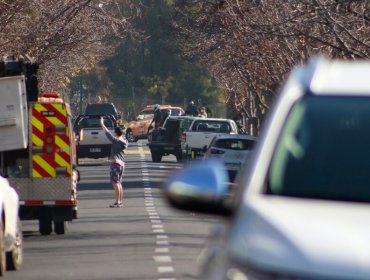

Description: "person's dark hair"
114 127 123 136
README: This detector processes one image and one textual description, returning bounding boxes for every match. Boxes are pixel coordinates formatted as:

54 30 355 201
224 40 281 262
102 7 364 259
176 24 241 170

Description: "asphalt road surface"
7 140 220 280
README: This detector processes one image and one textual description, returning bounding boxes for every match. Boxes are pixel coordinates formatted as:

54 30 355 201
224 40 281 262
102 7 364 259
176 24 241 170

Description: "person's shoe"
109 202 120 208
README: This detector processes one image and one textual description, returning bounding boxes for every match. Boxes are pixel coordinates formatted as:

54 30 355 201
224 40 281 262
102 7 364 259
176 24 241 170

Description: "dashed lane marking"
125 150 151 155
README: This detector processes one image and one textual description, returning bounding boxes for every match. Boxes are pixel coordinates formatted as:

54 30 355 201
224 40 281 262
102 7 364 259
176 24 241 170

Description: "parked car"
126 105 184 142
73 114 117 162
203 134 256 182
0 176 23 275
164 57 370 280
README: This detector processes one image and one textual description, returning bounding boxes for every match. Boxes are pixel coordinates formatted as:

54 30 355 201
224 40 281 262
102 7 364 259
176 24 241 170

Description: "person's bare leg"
112 182 121 203
118 183 123 203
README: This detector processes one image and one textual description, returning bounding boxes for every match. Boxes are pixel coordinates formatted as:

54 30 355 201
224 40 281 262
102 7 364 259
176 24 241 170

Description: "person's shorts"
110 163 124 183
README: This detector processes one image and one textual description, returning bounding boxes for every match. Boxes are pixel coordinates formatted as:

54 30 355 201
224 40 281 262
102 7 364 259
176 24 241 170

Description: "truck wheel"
126 129 137 143
0 224 6 276
54 221 68 235
39 217 52 235
6 218 23 271
151 152 162 163
176 153 183 162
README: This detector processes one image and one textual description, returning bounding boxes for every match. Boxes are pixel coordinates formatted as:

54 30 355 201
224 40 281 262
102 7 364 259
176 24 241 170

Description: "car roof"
292 57 370 96
211 134 257 141
142 105 183 110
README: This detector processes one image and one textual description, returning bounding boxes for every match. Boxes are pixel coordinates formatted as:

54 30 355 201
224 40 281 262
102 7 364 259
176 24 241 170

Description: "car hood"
229 196 370 279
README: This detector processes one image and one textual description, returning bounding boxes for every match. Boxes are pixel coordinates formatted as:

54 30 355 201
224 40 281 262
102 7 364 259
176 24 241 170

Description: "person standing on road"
101 117 128 208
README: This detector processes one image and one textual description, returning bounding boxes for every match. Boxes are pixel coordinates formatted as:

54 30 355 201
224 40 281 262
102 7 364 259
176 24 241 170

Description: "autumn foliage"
172 0 370 134
0 0 137 90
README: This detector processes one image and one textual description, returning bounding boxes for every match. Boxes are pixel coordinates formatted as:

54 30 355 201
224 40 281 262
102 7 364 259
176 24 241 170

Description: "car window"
192 121 231 132
137 110 154 120
170 108 183 116
268 95 370 202
77 116 115 129
85 104 118 118
214 139 255 150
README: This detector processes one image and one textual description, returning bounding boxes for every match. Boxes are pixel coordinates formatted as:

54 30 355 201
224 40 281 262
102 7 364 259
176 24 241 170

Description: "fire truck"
0 56 78 235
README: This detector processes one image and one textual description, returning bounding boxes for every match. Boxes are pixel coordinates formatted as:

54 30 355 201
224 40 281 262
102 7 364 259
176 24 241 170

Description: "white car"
0 176 23 276
164 57 370 279
203 134 256 182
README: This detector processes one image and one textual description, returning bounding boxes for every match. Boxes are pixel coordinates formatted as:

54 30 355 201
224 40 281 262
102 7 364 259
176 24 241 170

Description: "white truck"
181 117 239 158
0 56 78 236
73 114 117 163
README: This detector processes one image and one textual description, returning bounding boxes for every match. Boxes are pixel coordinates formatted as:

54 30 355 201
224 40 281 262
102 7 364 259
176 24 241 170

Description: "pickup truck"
73 114 117 162
147 116 196 162
181 118 239 158
126 105 185 142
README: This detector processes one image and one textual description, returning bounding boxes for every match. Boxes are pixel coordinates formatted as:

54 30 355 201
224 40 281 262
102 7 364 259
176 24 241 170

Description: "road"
7 140 220 280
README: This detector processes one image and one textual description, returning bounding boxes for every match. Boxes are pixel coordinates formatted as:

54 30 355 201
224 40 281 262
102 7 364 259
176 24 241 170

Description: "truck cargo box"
0 75 28 151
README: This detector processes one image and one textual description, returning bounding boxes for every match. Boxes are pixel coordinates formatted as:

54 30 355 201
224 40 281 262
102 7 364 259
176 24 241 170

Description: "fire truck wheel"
0 223 6 276
39 217 52 235
6 218 23 270
54 221 68 235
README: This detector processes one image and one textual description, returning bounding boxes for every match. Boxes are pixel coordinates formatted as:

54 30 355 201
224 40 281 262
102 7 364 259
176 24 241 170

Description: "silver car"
164 57 370 280
203 134 256 182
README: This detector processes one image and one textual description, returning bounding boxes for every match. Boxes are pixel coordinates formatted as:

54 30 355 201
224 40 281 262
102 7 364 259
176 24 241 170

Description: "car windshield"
214 139 255 150
268 95 370 202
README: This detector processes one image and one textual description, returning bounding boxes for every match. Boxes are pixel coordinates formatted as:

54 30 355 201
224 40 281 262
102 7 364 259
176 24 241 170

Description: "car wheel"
151 152 162 163
54 221 68 235
0 223 6 276
6 218 23 271
126 129 137 143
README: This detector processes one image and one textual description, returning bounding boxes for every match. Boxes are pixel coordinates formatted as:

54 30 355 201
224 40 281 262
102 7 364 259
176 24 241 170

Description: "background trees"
172 0 370 134
0 0 137 90
1 0 368 134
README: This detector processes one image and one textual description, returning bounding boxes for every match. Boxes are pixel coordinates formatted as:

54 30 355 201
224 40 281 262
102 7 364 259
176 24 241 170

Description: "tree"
0 0 138 90
171 0 370 134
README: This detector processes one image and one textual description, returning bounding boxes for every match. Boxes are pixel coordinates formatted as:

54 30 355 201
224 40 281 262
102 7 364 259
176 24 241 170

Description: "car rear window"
77 116 115 129
214 139 255 150
85 104 118 118
268 95 370 202
192 121 232 133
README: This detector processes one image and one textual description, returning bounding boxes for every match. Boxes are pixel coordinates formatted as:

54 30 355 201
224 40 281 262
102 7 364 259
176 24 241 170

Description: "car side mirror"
163 161 233 216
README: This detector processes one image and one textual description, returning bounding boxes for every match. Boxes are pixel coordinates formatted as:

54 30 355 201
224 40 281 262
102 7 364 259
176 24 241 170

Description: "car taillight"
210 148 225 154
182 132 186 142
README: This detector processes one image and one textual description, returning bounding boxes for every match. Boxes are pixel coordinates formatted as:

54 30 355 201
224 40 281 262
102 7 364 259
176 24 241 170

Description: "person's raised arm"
100 117 109 132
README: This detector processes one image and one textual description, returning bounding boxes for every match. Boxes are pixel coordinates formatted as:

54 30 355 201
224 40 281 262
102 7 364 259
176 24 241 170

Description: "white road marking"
153 229 164 233
156 235 168 239
156 240 169 245
158 266 174 273
152 224 163 228
153 256 172 262
155 248 169 253
151 220 162 223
